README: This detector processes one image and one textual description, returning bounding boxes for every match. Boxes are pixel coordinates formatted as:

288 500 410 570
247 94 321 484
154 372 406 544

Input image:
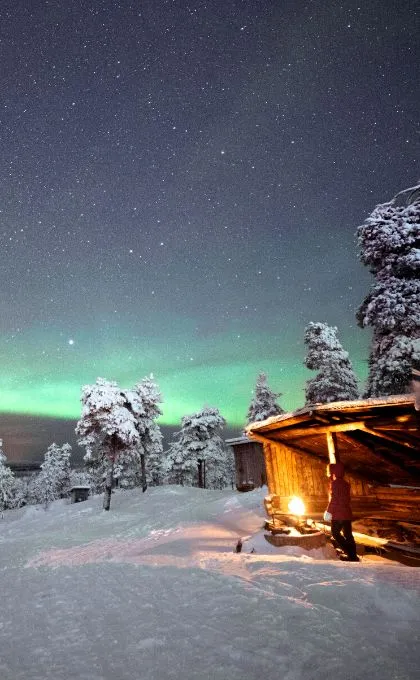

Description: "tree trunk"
103 458 115 511
141 453 147 493
197 459 204 488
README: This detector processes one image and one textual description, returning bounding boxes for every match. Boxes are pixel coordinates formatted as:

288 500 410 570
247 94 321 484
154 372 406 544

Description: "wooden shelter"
226 436 266 491
246 395 420 528
70 486 90 503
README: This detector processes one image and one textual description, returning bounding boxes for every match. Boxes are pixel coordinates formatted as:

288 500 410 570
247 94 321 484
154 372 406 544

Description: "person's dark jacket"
326 462 352 521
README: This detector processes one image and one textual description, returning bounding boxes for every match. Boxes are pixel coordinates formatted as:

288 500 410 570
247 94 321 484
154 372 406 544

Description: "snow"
0 486 419 680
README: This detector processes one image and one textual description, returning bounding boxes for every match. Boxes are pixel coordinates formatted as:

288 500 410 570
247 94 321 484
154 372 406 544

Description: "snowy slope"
0 486 419 680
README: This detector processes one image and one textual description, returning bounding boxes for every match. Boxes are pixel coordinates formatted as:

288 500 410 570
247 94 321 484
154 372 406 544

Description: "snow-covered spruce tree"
207 435 234 490
304 322 359 404
0 439 15 514
10 476 29 509
246 372 285 424
25 474 42 506
166 407 229 489
69 468 92 491
123 375 164 489
37 443 72 507
76 378 139 510
356 185 420 396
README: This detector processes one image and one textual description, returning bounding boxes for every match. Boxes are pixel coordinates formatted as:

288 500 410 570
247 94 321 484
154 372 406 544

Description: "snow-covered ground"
0 486 419 680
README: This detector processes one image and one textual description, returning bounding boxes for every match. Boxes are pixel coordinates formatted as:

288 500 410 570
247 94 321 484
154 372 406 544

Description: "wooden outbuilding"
226 436 266 491
246 395 420 531
70 486 90 503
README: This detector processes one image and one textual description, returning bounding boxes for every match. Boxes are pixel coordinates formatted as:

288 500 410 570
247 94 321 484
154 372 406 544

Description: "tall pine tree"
356 185 420 396
246 373 284 424
304 322 359 404
166 407 229 488
124 374 164 489
76 378 139 510
36 443 72 507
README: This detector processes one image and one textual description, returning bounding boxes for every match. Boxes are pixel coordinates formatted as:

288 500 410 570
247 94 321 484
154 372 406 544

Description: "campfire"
265 495 326 549
288 496 306 520
286 496 318 534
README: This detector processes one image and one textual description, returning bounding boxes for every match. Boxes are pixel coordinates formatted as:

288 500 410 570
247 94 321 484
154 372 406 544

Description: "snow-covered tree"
76 378 139 510
10 476 29 509
36 460 57 508
0 439 15 514
246 372 285 424
124 375 164 489
69 468 93 491
166 406 230 488
304 322 359 404
81 444 108 495
37 443 72 507
357 185 420 396
25 474 42 506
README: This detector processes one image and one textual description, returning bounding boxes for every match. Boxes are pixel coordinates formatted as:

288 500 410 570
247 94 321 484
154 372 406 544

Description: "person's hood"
329 462 345 479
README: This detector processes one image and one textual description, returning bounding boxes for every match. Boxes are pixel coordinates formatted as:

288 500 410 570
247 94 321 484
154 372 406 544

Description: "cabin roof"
225 435 254 446
246 394 420 487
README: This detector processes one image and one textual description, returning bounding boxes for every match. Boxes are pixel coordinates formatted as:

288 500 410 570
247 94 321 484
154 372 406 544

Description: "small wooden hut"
226 436 266 491
70 486 90 503
246 395 420 530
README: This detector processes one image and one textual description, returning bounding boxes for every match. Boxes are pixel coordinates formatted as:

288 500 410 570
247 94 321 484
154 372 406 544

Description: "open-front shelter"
246 395 420 527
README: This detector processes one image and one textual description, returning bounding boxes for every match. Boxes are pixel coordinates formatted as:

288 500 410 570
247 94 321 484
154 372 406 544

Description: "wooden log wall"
263 440 380 518
373 487 420 522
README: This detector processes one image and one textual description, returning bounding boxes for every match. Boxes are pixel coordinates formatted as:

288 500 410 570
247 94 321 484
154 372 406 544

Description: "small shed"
70 486 90 503
246 395 420 527
226 436 266 491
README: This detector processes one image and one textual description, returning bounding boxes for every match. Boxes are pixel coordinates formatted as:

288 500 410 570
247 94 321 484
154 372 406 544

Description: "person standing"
324 462 359 562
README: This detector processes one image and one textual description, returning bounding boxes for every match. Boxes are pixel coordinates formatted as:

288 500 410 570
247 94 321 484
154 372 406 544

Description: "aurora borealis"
1 1 418 458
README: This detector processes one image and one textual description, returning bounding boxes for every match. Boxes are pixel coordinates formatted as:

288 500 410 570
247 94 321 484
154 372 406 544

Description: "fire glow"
288 496 306 516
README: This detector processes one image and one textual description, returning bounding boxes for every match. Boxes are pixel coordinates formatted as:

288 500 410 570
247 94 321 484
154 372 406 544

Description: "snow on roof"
246 393 416 432
225 435 252 445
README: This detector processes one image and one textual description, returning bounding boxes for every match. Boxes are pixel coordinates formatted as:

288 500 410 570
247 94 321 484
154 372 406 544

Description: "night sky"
1 0 419 460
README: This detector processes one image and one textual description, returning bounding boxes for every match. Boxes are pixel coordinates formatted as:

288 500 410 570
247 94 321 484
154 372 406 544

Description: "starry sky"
1 0 419 460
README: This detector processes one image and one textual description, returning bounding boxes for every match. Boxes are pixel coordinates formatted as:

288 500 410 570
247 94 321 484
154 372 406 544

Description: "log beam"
360 425 419 450
277 421 367 439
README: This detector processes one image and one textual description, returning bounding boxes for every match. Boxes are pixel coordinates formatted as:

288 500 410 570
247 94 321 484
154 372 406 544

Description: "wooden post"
326 431 340 464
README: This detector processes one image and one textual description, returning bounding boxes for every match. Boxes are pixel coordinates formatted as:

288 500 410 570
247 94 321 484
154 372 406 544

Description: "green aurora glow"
0 323 369 426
